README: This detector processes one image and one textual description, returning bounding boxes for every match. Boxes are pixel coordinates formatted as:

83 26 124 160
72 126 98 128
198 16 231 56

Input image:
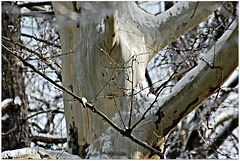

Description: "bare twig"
2 109 64 137
191 2 199 18
100 50 126 128
128 56 135 128
96 44 121 67
2 43 164 158
2 36 62 81
21 33 61 48
90 63 117 103
130 62 183 131
92 129 112 159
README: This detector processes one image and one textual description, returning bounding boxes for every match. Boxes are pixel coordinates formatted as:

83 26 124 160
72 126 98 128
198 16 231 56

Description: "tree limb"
31 136 67 144
127 2 223 61
154 18 238 142
208 113 238 156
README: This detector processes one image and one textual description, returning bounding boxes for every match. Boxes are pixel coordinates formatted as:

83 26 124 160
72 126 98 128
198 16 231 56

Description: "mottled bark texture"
53 2 237 158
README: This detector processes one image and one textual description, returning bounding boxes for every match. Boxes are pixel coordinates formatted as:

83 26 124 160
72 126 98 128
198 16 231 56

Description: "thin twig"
128 56 134 128
2 36 62 81
96 44 121 67
130 63 182 131
21 33 61 48
90 69 115 103
2 110 64 137
92 129 112 159
90 54 119 103
2 44 164 158
133 64 197 96
100 52 126 128
191 2 199 18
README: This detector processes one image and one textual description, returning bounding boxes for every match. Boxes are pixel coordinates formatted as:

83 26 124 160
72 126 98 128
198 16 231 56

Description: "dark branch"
21 33 61 48
2 43 164 158
17 2 52 8
208 113 238 155
31 136 67 144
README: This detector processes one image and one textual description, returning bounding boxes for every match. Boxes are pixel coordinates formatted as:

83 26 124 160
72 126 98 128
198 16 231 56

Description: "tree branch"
2 36 62 81
127 2 223 61
2 109 64 137
21 33 61 48
153 18 238 140
208 113 238 156
31 136 67 144
2 43 164 158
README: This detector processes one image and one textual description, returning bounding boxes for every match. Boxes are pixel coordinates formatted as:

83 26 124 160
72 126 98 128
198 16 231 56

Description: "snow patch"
2 113 10 120
86 127 114 159
14 96 22 106
1 96 22 108
130 85 158 118
1 98 13 108
31 132 67 139
1 147 81 159
112 113 120 122
96 18 105 34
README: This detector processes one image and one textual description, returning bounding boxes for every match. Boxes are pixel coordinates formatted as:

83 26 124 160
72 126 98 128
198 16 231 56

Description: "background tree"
1 1 238 159
2 1 30 151
2 1 66 153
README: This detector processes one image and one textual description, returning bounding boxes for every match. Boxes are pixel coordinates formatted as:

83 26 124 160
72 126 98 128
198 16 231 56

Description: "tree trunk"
2 1 30 151
53 2 237 158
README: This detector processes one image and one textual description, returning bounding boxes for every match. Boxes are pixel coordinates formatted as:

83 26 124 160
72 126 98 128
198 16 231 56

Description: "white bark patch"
128 2 157 28
96 19 105 34
131 86 158 118
86 127 114 159
157 2 191 24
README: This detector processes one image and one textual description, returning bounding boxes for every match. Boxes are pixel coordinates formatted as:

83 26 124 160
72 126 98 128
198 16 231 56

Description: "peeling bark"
52 2 236 158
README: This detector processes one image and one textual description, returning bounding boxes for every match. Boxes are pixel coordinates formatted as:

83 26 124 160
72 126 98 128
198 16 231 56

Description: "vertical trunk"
2 2 30 151
53 2 153 158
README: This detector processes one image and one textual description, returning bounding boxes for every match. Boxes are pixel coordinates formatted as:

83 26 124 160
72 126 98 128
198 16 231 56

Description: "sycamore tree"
52 1 238 159
2 1 238 159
